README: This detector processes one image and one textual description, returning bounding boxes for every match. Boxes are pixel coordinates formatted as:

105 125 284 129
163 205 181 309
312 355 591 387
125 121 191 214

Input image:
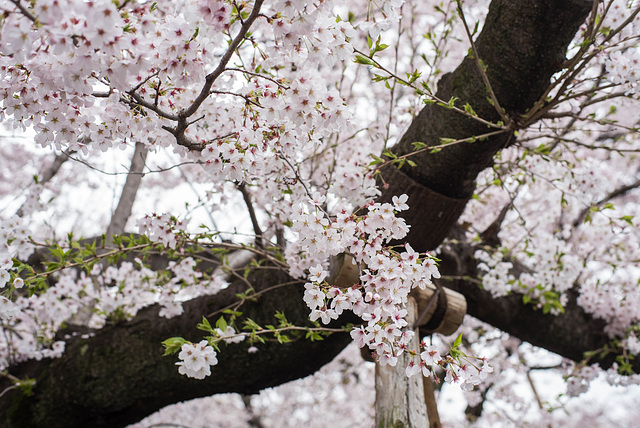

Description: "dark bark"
1 0 610 426
436 236 617 367
0 265 357 428
392 0 592 199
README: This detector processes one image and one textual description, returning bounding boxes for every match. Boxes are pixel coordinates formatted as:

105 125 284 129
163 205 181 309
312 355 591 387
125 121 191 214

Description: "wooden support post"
375 297 428 428
329 253 467 427
423 376 442 428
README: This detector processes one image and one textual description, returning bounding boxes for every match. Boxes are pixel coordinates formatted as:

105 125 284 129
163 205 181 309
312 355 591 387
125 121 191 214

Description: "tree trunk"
0 0 602 426
375 297 428 428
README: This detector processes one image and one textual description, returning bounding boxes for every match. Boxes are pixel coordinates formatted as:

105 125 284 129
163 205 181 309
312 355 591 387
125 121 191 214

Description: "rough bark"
436 235 616 367
391 0 593 199
1 0 610 426
0 264 357 428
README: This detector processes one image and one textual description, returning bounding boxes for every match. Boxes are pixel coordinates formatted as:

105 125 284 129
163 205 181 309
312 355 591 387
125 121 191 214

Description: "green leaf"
405 70 422 85
274 311 289 327
243 318 262 331
372 74 390 82
222 309 243 317
452 333 463 350
162 337 188 356
411 141 427 150
382 149 397 159
215 316 228 332
353 55 374 66
463 103 477 116
306 330 325 341
369 153 384 165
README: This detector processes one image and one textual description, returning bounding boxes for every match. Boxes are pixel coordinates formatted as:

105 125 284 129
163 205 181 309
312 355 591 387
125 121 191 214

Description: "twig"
225 67 289 89
377 128 509 169
10 0 36 22
526 370 545 411
573 178 640 227
172 0 265 147
525 3 640 125
455 0 509 125
238 182 264 250
423 376 443 428
16 149 75 217
353 48 506 130
124 92 179 121
209 89 262 107
64 152 202 176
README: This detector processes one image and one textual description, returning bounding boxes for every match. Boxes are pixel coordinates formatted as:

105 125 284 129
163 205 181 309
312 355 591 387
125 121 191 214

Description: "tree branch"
0 261 357 428
0 1 602 426
238 182 264 250
15 150 74 217
572 178 640 227
105 142 149 240
437 235 624 369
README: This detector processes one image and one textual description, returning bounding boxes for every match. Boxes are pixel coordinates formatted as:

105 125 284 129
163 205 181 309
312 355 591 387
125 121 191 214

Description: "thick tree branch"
436 236 620 368
390 0 592 199
105 142 149 240
0 0 602 426
0 263 357 428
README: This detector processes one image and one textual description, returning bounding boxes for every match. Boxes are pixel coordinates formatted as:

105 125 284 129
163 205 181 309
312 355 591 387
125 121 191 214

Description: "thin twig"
16 149 75 217
377 128 509 169
238 182 264 250
179 0 265 119
209 89 262 107
225 67 289 89
573 178 640 227
353 48 506 130
456 0 509 124
124 92 179 121
525 3 640 125
10 0 36 22
64 152 202 176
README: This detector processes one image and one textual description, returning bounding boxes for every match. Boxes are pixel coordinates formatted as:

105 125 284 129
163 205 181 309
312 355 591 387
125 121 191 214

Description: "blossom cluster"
295 193 461 378
0 217 33 321
404 341 492 391
176 340 218 379
0 242 226 368
136 213 188 249
565 364 602 397
475 239 579 316
606 49 640 94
